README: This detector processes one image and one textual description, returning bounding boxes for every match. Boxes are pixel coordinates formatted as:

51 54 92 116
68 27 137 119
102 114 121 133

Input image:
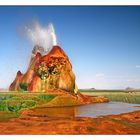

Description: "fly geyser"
10 23 75 93
9 23 108 106
10 45 76 93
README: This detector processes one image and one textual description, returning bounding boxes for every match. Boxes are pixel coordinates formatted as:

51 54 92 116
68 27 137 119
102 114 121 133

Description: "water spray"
25 22 58 55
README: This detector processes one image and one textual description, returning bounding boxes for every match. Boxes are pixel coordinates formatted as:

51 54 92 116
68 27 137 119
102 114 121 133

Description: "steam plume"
25 22 57 55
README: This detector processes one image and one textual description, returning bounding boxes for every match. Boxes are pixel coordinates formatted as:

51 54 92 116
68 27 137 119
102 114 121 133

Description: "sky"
0 6 140 89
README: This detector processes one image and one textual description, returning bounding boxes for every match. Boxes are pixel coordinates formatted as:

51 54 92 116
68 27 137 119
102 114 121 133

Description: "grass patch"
39 95 81 107
38 94 57 101
0 94 14 100
81 91 140 104
0 100 37 112
0 93 60 112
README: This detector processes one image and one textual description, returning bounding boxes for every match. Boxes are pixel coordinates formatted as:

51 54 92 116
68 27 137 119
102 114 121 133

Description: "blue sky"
0 6 140 89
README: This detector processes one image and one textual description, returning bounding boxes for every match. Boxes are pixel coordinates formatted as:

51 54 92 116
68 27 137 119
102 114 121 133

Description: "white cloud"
95 73 105 77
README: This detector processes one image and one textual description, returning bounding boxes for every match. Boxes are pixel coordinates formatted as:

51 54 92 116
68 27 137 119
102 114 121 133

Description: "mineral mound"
10 45 76 93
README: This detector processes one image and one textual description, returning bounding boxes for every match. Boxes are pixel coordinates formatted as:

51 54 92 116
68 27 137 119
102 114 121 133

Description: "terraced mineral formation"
9 45 77 94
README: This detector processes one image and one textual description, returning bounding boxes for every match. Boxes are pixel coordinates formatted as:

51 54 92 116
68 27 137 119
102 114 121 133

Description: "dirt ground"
0 107 140 134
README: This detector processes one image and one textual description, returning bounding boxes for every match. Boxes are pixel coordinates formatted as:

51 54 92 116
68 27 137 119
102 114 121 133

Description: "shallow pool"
29 101 140 118
76 101 140 117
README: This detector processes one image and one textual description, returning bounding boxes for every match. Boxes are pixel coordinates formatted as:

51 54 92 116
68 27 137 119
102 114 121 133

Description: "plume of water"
25 22 57 55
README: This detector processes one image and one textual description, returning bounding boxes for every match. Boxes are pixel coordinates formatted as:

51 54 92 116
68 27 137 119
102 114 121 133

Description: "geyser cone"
9 45 77 94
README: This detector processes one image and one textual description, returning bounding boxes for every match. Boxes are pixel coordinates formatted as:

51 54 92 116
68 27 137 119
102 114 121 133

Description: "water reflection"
76 101 140 117
32 107 77 118
29 102 140 119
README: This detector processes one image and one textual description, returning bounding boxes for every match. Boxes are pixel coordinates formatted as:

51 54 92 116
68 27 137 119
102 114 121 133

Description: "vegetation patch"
0 93 60 113
0 94 14 100
0 100 37 112
19 83 28 91
39 95 81 107
38 94 57 101
81 90 140 104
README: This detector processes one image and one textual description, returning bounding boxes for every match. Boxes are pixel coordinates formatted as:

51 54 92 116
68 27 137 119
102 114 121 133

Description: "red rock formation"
20 52 42 85
9 45 77 94
28 74 42 92
9 71 23 91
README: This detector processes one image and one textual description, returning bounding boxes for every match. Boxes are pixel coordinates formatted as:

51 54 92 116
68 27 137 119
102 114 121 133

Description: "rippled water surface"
76 101 140 117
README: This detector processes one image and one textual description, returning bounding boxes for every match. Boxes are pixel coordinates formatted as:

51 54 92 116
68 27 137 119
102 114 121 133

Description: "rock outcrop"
9 45 77 94
9 71 23 91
